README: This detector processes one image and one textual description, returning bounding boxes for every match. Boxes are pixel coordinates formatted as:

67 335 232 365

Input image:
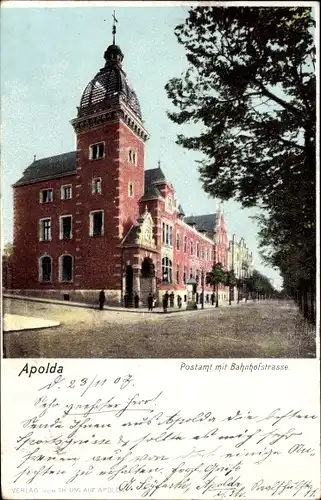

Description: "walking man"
163 292 169 313
99 288 105 310
148 292 153 311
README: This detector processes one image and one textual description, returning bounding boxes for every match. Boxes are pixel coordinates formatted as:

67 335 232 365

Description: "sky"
0 3 283 288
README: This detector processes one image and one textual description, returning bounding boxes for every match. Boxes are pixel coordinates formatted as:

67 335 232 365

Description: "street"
3 298 315 358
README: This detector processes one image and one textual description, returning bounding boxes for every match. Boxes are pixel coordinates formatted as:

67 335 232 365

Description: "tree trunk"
215 283 219 307
303 283 309 319
229 284 232 305
298 287 303 311
310 284 315 324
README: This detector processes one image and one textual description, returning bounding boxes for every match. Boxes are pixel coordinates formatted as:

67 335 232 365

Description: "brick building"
11 40 229 306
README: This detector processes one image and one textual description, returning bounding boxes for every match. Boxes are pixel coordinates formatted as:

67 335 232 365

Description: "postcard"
1 1 320 499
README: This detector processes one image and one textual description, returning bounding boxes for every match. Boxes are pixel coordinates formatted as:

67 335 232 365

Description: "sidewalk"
3 293 245 314
3 313 60 332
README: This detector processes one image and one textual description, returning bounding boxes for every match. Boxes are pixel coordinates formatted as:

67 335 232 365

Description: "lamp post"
201 269 205 309
231 234 235 303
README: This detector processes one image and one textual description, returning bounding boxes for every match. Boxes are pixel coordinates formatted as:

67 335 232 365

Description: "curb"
3 293 246 314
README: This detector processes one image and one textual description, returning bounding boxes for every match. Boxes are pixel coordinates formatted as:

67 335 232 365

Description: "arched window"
59 255 73 282
40 255 52 282
162 257 172 283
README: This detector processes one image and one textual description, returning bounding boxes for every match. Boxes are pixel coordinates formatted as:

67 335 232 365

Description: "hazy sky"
1 3 282 288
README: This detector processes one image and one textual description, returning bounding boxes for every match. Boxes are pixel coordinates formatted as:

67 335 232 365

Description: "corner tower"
70 29 149 294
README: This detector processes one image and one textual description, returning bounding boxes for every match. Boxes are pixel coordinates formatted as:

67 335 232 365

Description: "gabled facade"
228 234 254 279
11 39 229 305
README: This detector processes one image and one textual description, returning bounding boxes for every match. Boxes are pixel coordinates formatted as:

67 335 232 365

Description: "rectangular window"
39 218 52 241
60 216 72 240
40 256 52 282
201 247 205 259
128 149 137 165
40 189 53 203
90 211 104 236
176 264 180 284
206 249 209 261
162 223 173 247
61 185 72 200
196 242 200 257
176 232 180 251
183 235 187 253
89 142 105 160
190 240 194 256
128 182 134 198
92 178 102 194
183 266 187 284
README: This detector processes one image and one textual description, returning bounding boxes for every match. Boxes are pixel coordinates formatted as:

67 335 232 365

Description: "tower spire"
112 10 118 45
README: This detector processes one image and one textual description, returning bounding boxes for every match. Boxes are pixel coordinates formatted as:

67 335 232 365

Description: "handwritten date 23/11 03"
35 373 135 397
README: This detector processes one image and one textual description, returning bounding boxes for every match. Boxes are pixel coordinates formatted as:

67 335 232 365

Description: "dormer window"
89 142 105 160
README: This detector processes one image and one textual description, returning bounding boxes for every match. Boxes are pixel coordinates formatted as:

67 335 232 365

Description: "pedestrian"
169 291 175 308
148 292 153 311
177 295 182 309
99 288 105 310
124 292 128 308
134 292 139 308
211 293 214 305
153 295 157 308
162 293 168 313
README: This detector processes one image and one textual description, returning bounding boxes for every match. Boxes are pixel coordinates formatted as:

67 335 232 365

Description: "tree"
235 278 245 303
224 269 236 305
166 7 316 322
3 243 13 258
244 269 276 300
2 242 13 290
206 262 226 307
166 7 315 206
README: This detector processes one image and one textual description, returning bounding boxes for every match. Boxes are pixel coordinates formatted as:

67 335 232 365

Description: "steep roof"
144 167 166 185
14 152 76 186
184 213 217 238
141 184 163 201
177 204 185 216
79 44 142 120
121 224 140 246
14 155 169 190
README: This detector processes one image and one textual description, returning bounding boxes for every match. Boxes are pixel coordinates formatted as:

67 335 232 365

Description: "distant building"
228 235 253 279
11 38 230 305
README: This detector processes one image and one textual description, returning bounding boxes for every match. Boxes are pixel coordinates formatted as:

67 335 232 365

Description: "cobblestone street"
3 298 315 358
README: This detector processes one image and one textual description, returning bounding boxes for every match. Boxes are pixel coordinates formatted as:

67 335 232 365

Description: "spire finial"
158 160 161 168
217 199 224 215
112 10 118 45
